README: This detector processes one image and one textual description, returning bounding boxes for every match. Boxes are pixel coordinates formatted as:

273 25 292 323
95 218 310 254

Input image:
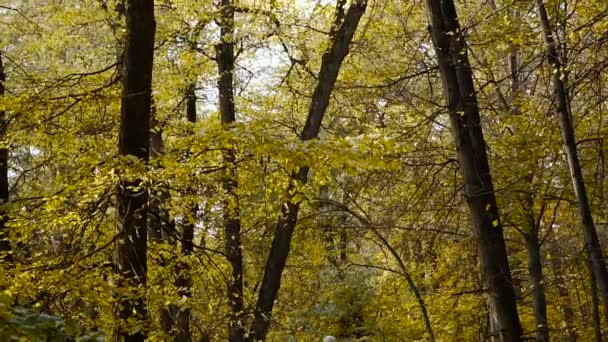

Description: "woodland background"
1 0 608 341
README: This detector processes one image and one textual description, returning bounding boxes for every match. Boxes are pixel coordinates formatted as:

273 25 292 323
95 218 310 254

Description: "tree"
424 0 523 340
4 1 608 340
535 0 608 324
112 0 155 340
247 1 368 340
216 1 245 340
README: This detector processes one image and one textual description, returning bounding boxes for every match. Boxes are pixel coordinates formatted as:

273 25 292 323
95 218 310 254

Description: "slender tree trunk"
588 256 603 342
168 82 198 342
548 233 577 341
149 113 178 336
522 225 548 342
112 1 155 341
216 2 245 341
0 52 10 263
149 111 176 243
535 0 608 324
424 0 523 340
506 12 549 336
510 29 549 340
245 2 367 340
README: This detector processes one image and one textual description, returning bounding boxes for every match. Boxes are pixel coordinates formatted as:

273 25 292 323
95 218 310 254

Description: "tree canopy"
1 0 608 341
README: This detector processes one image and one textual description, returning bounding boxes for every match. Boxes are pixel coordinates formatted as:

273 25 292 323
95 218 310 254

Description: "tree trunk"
149 113 178 336
168 82 198 342
588 256 603 342
245 2 367 341
535 0 608 323
112 1 155 341
216 2 245 341
523 227 548 342
0 52 10 263
548 233 577 342
509 24 549 340
424 0 523 340
149 113 175 240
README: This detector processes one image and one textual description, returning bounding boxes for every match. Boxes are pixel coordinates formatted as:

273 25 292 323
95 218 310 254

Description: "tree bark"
216 2 245 341
245 2 367 341
0 52 10 263
424 0 523 340
535 0 608 324
112 1 155 341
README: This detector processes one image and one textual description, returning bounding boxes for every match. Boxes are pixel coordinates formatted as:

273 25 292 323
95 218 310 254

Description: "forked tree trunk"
112 1 155 341
424 0 523 340
535 0 608 323
245 2 367 340
216 1 245 341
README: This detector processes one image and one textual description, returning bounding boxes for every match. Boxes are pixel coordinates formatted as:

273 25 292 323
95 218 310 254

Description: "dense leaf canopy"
1 0 608 341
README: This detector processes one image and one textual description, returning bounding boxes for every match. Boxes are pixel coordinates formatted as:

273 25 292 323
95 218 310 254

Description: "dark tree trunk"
535 0 608 323
216 1 245 341
245 2 367 341
424 0 523 340
0 52 10 263
112 1 155 341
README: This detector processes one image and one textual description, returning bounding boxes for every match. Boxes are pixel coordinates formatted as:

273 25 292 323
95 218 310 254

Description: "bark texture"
245 2 367 341
424 0 523 340
535 0 608 324
112 1 155 341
